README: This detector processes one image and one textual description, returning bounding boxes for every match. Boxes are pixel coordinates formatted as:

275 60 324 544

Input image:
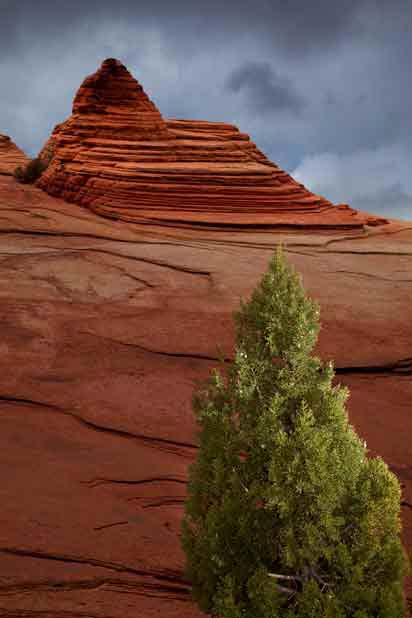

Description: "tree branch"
267 572 299 596
268 569 332 595
308 568 331 589
268 572 302 582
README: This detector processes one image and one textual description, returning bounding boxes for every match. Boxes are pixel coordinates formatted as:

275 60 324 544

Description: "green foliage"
14 157 47 184
181 245 407 617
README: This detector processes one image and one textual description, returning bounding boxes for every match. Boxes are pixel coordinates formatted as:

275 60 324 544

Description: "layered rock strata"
37 58 387 229
0 133 29 175
0 172 410 616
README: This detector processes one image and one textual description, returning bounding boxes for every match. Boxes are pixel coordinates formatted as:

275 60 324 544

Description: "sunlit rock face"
37 58 387 229
0 134 29 175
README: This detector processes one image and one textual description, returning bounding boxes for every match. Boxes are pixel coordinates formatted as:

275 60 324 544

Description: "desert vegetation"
14 157 47 184
182 246 408 617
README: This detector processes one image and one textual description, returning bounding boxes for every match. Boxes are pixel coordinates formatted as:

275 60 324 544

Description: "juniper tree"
13 157 47 184
181 246 407 617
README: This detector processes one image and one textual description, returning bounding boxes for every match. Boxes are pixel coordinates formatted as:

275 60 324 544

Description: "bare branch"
268 568 333 596
309 568 331 588
268 572 301 582
267 572 299 596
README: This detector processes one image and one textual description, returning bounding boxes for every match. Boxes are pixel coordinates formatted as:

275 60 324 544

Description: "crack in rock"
82 475 187 488
335 358 412 376
48 246 213 277
0 395 197 456
73 253 156 288
138 497 185 509
322 249 412 257
0 576 187 598
0 548 188 588
0 609 116 618
79 331 230 363
93 521 129 531
325 269 412 283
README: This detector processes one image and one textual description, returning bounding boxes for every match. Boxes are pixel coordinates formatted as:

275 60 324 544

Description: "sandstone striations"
0 171 411 615
0 133 29 175
37 58 387 229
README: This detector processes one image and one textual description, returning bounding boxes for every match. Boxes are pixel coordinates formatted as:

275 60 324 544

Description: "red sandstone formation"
37 58 387 229
0 133 29 175
0 171 411 615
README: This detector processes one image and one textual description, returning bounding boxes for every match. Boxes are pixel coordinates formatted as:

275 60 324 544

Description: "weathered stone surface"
0 134 29 175
37 59 387 229
0 171 411 614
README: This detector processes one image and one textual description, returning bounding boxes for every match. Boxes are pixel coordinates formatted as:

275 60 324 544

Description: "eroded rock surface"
0 172 411 615
0 134 29 175
37 58 387 229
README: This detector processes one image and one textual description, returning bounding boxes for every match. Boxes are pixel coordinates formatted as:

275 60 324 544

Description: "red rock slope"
37 58 387 229
0 172 411 615
0 133 29 175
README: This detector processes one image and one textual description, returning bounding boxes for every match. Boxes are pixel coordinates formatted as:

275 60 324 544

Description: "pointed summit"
72 58 160 115
0 134 29 175
37 57 170 164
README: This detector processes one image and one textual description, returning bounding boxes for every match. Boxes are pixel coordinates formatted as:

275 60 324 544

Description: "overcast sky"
1 0 411 220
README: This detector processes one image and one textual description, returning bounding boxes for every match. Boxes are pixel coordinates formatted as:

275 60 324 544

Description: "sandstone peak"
37 60 388 229
101 57 127 70
0 133 29 175
72 57 160 116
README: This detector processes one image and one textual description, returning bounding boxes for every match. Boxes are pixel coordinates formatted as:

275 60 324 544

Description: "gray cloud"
355 185 412 219
0 0 364 59
226 61 305 115
0 0 411 219
292 145 412 220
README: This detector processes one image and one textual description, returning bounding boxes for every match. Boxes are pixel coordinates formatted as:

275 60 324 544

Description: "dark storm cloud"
226 61 305 115
1 0 412 219
0 0 363 58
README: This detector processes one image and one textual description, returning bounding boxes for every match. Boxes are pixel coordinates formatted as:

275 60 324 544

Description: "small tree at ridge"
181 245 407 617
14 157 47 184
